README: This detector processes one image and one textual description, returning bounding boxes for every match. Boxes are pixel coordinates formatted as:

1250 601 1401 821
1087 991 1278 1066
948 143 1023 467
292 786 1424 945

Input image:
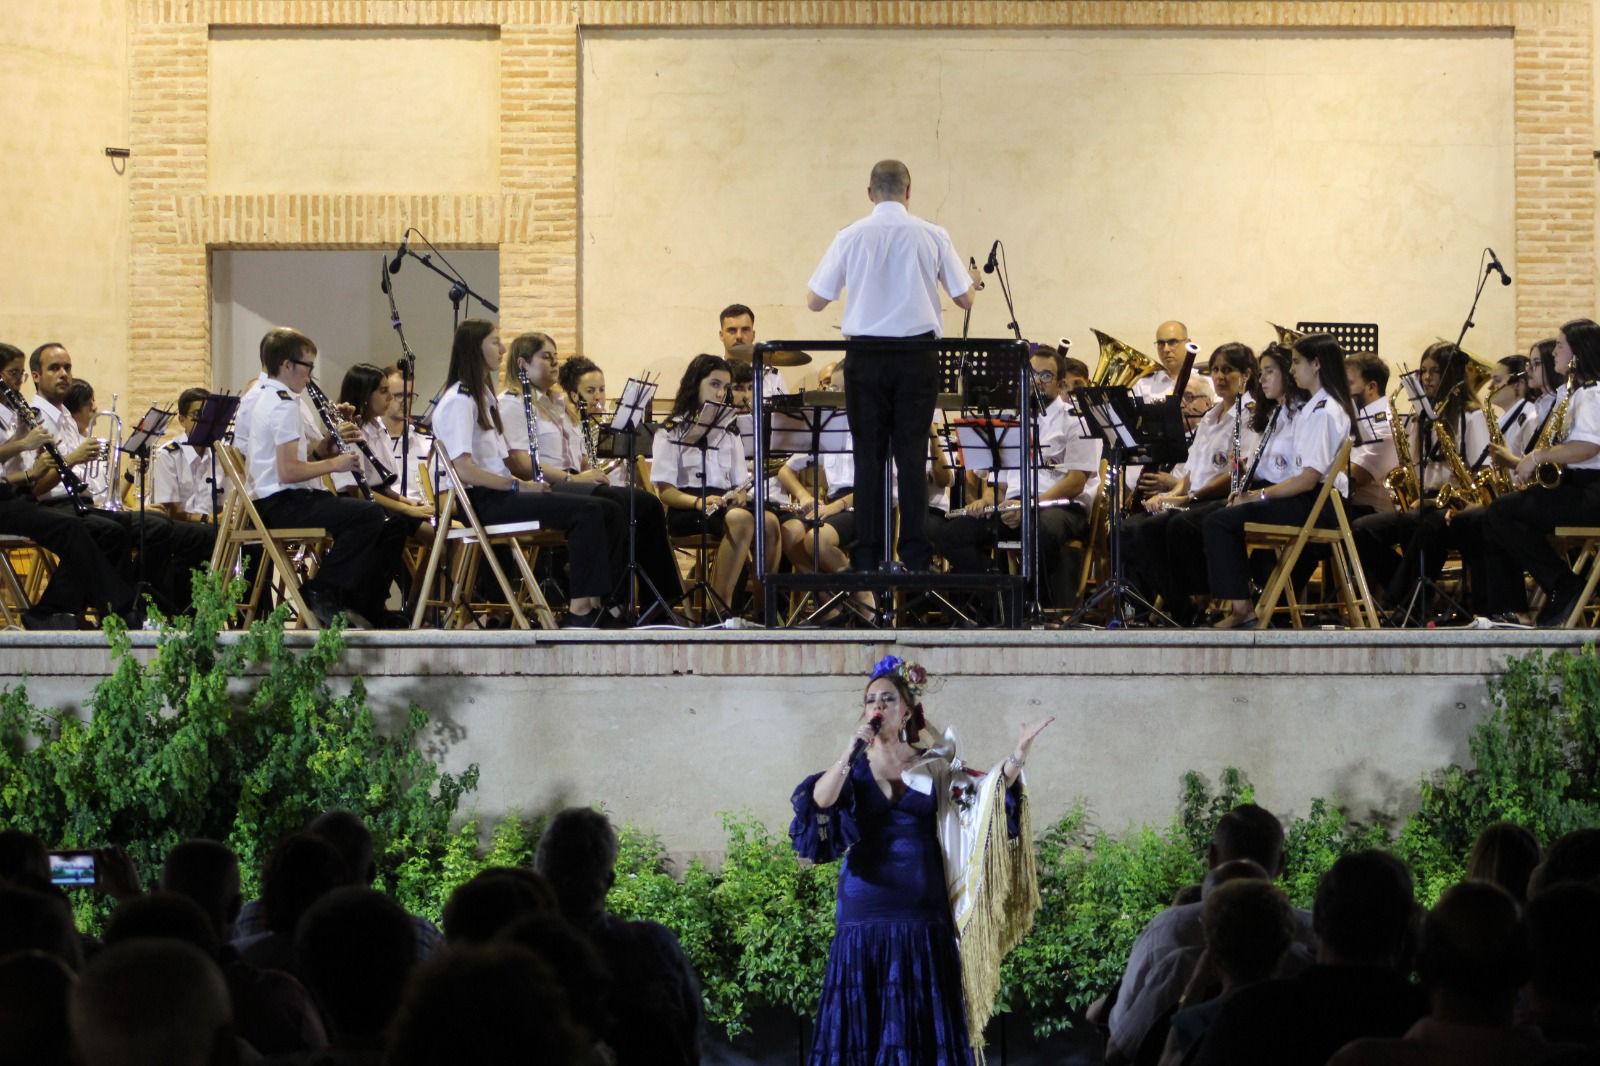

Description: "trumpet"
86 393 123 511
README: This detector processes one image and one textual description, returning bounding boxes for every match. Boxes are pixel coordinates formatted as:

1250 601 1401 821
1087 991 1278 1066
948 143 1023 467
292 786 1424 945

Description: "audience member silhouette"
1189 849 1425 1066
291 885 417 1064
0 950 74 1066
236 833 346 975
499 912 616 1060
441 866 558 945
1519 881 1600 1051
535 806 705 1066
0 884 82 969
1466 821 1541 903
69 939 234 1066
1527 827 1600 896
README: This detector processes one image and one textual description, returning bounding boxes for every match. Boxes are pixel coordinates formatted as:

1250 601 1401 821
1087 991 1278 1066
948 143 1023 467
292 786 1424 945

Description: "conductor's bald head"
868 160 911 203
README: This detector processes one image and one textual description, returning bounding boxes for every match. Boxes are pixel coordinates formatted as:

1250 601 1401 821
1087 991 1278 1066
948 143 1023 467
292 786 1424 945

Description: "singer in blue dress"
790 657 1051 1066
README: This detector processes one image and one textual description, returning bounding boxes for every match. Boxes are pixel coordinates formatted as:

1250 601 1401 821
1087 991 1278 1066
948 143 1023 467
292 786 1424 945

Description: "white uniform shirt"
1180 401 1237 493
1132 370 1175 403
27 399 86 502
244 386 328 500
990 397 1101 509
1413 407 1489 495
786 434 856 496
230 372 271 459
386 423 432 504
1289 389 1352 496
807 201 970 338
1349 396 1399 513
651 415 745 493
0 405 22 478
1496 399 1539 458
153 437 215 515
1560 383 1600 470
497 389 583 473
1249 404 1299 486
434 385 513 482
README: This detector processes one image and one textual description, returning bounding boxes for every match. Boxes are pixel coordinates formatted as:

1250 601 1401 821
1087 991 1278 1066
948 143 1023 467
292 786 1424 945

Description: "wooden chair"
408 443 558 630
1243 439 1381 629
1552 526 1600 628
0 535 43 628
209 445 331 628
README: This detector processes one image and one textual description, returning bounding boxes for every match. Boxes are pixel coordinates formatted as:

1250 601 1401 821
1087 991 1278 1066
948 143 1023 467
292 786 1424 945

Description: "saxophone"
1383 391 1421 511
1431 413 1488 510
1476 404 1516 497
1529 378 1574 490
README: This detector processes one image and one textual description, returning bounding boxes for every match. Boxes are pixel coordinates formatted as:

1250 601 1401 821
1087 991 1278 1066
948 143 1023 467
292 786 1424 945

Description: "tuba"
1088 330 1160 389
1269 322 1307 347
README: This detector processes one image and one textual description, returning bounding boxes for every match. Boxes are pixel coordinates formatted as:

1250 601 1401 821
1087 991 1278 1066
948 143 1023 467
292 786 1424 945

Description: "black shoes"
1536 581 1587 629
21 609 82 631
561 607 604 629
302 589 373 630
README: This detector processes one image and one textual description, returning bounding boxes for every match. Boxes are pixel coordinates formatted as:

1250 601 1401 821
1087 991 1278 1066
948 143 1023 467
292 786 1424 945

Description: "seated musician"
1202 336 1353 629
336 363 433 529
718 302 785 398
1482 318 1600 626
1133 321 1191 402
777 361 854 576
152 388 218 523
498 334 681 610
1126 343 1258 625
650 354 780 614
0 342 135 629
1342 353 1399 521
556 355 630 488
380 364 431 506
432 320 615 628
241 328 402 629
1350 342 1488 616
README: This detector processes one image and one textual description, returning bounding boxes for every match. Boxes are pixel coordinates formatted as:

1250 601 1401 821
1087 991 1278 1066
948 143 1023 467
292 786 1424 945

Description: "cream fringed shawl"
908 729 1042 1060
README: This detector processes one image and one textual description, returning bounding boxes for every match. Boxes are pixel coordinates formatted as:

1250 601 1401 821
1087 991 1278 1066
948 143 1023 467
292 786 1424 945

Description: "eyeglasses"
287 358 315 371
1155 339 1187 348
1032 370 1057 383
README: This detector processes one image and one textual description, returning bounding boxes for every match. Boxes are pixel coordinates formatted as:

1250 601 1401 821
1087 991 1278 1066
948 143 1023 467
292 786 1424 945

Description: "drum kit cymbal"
726 343 813 368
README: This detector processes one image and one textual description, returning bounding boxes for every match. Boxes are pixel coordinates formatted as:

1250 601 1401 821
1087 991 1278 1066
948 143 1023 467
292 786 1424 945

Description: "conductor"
805 159 979 573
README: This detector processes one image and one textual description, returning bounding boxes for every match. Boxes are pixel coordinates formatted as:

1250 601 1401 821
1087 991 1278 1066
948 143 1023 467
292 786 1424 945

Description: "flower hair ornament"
869 655 928 701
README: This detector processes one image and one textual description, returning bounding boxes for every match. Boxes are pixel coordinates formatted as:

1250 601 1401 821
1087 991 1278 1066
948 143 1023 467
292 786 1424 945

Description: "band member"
1487 354 1538 457
432 320 615 628
236 329 398 627
1351 343 1488 613
1134 321 1191 402
380 365 431 505
1343 353 1399 519
338 363 434 527
778 362 856 577
806 159 979 573
153 388 219 522
0 343 135 628
63 380 127 511
1203 336 1352 629
718 303 784 398
1126 342 1258 623
499 333 681 609
1482 317 1600 626
651 354 779 612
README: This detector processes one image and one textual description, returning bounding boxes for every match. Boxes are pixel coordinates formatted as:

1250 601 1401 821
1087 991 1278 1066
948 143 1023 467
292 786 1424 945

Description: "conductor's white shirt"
807 201 970 339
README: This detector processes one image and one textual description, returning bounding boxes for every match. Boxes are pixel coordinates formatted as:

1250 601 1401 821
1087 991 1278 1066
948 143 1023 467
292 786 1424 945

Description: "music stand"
122 405 176 607
1065 386 1184 628
1392 370 1470 626
768 403 853 624
670 400 738 625
607 375 683 627
952 416 1028 623
188 392 239 523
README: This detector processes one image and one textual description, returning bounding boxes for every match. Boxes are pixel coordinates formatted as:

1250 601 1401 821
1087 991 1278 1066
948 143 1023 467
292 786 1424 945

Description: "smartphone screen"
47 850 97 888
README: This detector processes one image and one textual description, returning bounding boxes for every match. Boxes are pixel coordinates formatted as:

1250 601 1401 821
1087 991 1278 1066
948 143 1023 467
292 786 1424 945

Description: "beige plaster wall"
0 0 130 407
208 28 501 195
581 28 1517 382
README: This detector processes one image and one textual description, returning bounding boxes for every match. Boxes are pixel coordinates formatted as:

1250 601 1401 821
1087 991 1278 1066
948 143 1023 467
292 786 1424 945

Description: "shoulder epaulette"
163 440 182 453
457 383 472 395
1374 411 1388 422
275 389 292 400
1313 398 1328 411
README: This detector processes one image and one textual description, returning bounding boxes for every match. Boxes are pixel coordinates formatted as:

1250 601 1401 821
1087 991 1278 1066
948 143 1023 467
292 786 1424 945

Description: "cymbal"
727 344 813 368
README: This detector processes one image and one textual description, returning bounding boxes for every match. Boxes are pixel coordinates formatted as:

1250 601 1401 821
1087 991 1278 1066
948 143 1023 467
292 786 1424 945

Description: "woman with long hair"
430 319 615 627
1125 342 1259 625
1202 335 1352 629
337 362 433 526
1482 317 1600 625
649 353 779 614
495 332 682 612
791 656 1051 1064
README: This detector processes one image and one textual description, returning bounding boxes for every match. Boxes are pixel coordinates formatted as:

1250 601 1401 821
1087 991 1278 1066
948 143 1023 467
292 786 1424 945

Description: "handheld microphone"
1487 248 1512 286
388 234 410 275
983 240 1000 275
847 711 885 765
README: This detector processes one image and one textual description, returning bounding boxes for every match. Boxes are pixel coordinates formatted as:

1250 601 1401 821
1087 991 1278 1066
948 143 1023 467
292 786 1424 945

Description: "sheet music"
611 376 657 432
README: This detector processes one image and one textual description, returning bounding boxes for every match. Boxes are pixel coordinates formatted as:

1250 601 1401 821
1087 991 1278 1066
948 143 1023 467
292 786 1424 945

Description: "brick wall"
127 0 1593 412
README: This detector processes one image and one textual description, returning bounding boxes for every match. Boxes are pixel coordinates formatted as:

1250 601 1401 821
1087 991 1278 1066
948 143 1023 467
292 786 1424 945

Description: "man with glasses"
1134 320 1192 402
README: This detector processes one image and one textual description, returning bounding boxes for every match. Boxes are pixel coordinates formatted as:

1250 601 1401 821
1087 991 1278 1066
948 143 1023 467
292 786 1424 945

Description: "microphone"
983 240 1000 275
1487 248 1512 286
847 711 885 765
388 234 410 275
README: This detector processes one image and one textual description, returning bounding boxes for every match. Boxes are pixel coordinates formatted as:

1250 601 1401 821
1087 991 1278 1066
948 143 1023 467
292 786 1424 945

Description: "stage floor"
1 625 1590 859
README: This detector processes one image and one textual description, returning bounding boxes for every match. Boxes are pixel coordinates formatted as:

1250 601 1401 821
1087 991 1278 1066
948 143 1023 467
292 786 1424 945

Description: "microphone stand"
990 241 1022 341
380 256 419 501
390 229 499 331
1452 248 1498 355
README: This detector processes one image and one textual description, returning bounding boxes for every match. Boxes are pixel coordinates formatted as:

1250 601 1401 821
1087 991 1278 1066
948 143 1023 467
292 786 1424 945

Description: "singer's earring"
898 726 910 744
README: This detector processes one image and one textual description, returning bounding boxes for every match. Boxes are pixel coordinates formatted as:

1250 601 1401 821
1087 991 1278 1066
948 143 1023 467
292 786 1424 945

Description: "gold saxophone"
1476 405 1515 498
1528 378 1574 490
1383 391 1421 511
1431 413 1489 510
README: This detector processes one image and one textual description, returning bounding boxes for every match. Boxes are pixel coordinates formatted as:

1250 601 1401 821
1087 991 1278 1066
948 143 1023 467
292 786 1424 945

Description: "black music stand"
607 375 683 627
952 416 1028 625
1392 371 1470 626
1065 386 1185 628
122 405 175 608
188 392 239 523
669 400 737 625
767 402 852 624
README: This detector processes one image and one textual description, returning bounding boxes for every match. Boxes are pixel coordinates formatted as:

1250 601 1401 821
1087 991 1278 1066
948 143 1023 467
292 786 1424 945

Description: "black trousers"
1483 472 1600 612
1036 504 1091 608
254 489 388 602
555 479 682 603
0 494 133 617
1165 499 1230 605
467 485 612 600
843 335 938 570
1202 491 1321 600
1352 505 1450 604
927 510 994 574
1446 504 1492 613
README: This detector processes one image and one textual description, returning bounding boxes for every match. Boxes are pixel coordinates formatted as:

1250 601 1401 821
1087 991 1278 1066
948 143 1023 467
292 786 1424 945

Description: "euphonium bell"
1089 329 1160 389
1269 322 1307 347
1435 338 1496 397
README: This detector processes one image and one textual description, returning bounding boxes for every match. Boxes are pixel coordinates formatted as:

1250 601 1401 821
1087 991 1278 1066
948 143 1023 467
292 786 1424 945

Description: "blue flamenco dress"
791 754 1024 1066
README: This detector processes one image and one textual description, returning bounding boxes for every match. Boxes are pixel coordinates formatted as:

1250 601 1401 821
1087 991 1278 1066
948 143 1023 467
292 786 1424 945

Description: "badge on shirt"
1211 451 1226 466
1373 411 1388 423
164 440 182 453
1312 399 1327 411
275 389 292 401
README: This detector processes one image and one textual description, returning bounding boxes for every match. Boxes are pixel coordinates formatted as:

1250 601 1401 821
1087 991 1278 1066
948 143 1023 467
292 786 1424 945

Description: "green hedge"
2 572 1598 1038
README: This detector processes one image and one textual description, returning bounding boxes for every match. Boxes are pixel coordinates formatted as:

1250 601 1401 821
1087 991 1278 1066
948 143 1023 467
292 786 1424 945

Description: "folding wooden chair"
1243 439 1382 629
210 445 331 629
409 442 559 630
1552 526 1600 628
0 535 42 628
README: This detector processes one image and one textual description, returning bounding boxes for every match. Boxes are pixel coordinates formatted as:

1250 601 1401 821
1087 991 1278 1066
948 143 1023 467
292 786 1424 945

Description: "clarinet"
1238 405 1280 494
1228 392 1246 498
0 379 91 514
514 367 548 483
303 380 375 501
